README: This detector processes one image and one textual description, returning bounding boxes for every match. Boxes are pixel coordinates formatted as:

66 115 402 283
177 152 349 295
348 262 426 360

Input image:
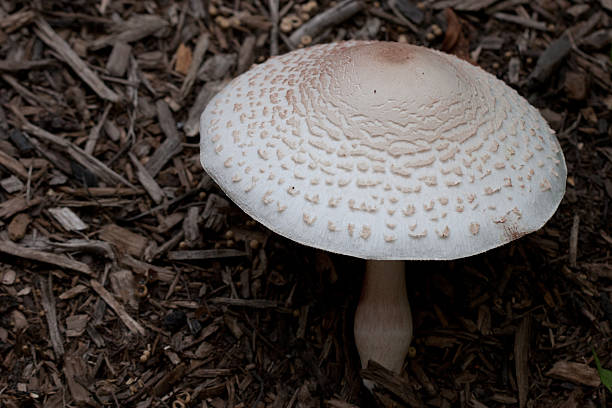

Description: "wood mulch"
0 0 611 407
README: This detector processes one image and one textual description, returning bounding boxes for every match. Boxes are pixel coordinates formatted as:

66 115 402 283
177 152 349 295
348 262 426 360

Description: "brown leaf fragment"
8 213 31 241
546 361 601 387
441 8 462 53
179 33 209 100
99 224 149 258
90 279 146 336
175 43 192 75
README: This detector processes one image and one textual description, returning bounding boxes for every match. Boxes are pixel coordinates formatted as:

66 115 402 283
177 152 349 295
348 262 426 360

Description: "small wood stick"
569 214 580 267
90 279 146 336
288 0 364 47
33 18 121 102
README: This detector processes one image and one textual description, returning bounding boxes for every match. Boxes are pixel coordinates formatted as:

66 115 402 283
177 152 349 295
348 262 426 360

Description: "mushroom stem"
354 260 412 377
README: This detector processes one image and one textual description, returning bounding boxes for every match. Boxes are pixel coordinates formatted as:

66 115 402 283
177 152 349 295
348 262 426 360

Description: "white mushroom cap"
200 41 566 260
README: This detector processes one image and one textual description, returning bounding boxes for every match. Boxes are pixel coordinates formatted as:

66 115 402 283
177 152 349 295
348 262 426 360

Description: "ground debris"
0 0 609 406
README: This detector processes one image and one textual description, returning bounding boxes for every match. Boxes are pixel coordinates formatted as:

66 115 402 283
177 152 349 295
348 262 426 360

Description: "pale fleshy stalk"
354 260 413 379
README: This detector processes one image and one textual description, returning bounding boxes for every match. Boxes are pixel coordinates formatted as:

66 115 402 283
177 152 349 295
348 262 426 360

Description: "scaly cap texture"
200 41 566 260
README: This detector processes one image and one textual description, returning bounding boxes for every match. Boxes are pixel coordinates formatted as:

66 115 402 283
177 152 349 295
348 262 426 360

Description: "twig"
269 0 280 56
90 279 146 336
167 248 247 260
39 274 65 358
209 297 278 308
7 104 135 188
0 59 55 71
569 214 580 268
179 33 210 101
0 240 93 276
33 18 121 103
493 12 550 31
288 0 364 47
84 103 112 155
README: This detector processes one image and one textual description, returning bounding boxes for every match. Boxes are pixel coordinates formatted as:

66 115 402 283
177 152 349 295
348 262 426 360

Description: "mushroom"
200 41 566 381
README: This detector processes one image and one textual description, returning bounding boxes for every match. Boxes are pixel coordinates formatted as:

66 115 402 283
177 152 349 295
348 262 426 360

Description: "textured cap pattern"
200 41 566 260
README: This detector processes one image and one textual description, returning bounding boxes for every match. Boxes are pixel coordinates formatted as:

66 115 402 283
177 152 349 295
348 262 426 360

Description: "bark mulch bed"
0 0 611 407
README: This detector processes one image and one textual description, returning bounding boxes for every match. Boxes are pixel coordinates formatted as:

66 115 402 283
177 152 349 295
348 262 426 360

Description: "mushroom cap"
200 41 566 260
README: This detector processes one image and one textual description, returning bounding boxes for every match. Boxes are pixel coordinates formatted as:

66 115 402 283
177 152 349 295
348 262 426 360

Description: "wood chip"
59 284 89 300
0 150 28 179
183 206 201 246
0 240 93 275
361 361 424 407
546 361 601 387
0 196 41 219
179 33 209 100
569 214 580 267
64 347 93 403
99 224 149 258
39 274 65 357
145 101 183 177
65 314 89 337
106 41 132 77
168 249 247 260
528 34 571 85
8 213 31 241
129 152 165 204
90 279 146 336
209 297 278 308
185 81 227 137
0 175 24 193
89 14 169 50
9 106 134 188
109 269 138 309
33 18 121 103
494 12 549 31
48 207 88 231
288 0 364 47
